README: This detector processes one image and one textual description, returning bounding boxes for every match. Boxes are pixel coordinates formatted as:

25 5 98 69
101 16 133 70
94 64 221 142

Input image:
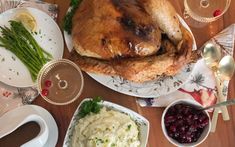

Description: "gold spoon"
202 43 235 132
216 55 235 118
218 55 235 81
202 42 222 70
210 56 235 132
202 43 229 124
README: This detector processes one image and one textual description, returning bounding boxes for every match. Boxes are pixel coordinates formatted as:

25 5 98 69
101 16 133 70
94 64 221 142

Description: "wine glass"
184 0 231 23
37 59 84 105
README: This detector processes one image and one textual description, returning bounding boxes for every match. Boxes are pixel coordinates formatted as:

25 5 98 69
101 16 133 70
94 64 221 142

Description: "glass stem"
200 0 210 8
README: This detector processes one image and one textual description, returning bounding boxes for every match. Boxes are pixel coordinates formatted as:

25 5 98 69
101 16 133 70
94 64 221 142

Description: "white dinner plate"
0 7 64 87
64 12 197 98
63 98 149 147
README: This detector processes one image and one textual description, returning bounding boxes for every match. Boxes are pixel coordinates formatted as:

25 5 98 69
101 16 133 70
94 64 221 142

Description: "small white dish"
0 105 58 147
63 98 150 147
161 99 211 147
0 7 64 87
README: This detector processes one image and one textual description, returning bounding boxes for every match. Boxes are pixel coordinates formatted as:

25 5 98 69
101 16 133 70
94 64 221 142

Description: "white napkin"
137 24 235 107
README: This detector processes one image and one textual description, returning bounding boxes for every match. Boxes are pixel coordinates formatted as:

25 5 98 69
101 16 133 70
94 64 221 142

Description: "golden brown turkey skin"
70 27 193 83
70 0 194 83
140 0 183 44
72 0 162 60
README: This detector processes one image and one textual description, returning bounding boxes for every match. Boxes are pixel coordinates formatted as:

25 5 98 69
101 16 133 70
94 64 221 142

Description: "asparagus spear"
0 21 52 81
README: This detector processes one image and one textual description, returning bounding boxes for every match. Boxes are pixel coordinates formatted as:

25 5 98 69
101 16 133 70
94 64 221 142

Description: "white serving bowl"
63 98 150 147
161 99 211 147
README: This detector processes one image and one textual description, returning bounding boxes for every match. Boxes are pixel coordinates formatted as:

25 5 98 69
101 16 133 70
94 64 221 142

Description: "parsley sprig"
79 97 102 118
63 0 83 34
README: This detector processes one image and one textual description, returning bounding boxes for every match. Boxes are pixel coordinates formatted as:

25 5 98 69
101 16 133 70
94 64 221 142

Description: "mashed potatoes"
71 107 140 147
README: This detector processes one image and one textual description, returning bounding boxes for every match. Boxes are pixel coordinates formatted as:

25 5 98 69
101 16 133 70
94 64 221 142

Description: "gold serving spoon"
202 43 229 120
202 43 235 132
202 43 222 69
215 55 235 118
210 55 235 132
218 55 235 81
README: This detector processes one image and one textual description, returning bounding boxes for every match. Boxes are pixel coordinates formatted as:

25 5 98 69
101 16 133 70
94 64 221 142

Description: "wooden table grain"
1 0 235 147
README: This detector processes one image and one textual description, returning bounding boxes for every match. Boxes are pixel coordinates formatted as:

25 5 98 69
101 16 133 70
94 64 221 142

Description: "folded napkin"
17 0 58 20
137 24 235 107
0 0 58 116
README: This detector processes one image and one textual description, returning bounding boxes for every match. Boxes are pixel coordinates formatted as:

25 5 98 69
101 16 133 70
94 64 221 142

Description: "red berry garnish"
45 80 52 87
213 9 222 17
42 89 49 96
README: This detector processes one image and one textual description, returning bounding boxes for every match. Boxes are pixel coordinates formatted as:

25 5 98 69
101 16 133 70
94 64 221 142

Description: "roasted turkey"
70 0 194 83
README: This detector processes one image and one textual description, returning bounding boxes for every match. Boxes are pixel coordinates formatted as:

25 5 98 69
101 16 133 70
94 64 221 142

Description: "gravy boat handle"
0 105 49 147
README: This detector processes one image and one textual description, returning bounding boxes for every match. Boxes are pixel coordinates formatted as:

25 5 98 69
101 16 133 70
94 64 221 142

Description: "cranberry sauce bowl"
161 99 211 147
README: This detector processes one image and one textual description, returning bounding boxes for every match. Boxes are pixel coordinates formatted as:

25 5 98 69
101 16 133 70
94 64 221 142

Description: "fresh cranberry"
193 114 199 120
177 114 183 119
186 134 192 143
213 9 222 17
180 126 186 132
41 89 49 96
189 125 197 133
170 125 177 132
45 80 52 87
165 115 176 124
174 132 180 138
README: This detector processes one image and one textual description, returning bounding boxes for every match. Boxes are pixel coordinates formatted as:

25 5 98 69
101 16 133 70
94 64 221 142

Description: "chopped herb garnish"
63 0 83 34
1 58 5 62
126 124 132 131
111 143 116 147
96 138 104 144
0 21 52 81
78 97 102 118
11 56 16 61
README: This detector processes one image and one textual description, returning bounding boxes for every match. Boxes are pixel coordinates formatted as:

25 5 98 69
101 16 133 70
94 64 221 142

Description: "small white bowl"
161 99 211 147
63 98 149 147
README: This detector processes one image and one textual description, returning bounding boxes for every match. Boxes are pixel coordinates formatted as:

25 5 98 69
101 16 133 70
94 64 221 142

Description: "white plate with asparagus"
0 7 64 87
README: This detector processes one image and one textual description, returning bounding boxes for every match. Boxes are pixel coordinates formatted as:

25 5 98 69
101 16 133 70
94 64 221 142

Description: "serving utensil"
214 55 235 120
202 42 229 121
210 55 235 132
202 43 235 132
201 99 235 111
218 55 235 81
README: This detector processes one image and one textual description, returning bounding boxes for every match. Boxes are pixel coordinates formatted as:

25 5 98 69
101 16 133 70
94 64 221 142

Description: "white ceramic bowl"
63 98 150 147
161 99 211 147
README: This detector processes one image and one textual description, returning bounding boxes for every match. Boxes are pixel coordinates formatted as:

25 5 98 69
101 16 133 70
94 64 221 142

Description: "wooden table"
1 0 235 147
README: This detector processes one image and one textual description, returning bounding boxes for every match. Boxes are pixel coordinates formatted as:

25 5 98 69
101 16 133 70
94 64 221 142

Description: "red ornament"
42 89 49 96
45 80 52 87
213 9 222 17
